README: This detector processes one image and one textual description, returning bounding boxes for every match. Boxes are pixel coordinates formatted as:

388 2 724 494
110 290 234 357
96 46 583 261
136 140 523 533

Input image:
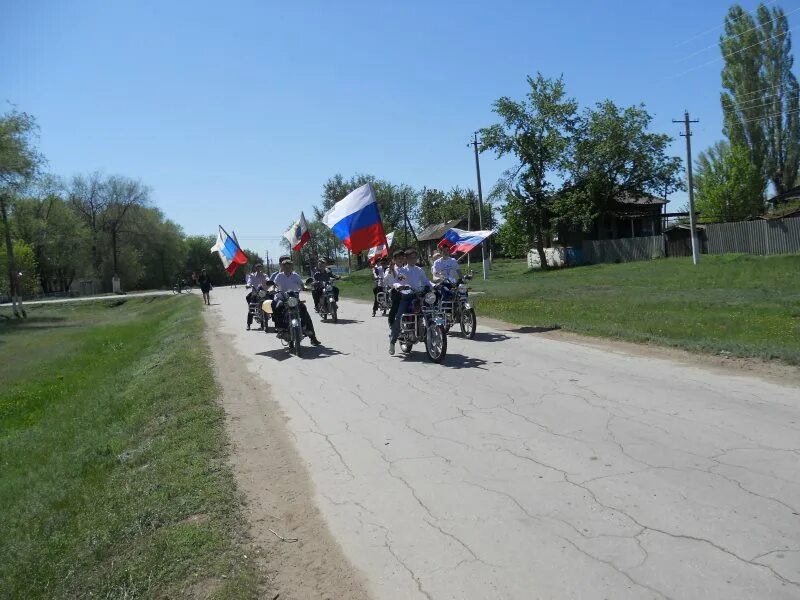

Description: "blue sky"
2 0 789 259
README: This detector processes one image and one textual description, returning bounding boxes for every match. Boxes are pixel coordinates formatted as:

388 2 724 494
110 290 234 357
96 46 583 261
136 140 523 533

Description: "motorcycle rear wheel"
460 308 477 339
425 325 447 363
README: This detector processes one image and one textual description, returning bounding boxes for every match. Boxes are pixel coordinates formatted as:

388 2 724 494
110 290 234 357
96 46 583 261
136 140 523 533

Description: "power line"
673 0 779 48
675 26 794 78
675 3 799 63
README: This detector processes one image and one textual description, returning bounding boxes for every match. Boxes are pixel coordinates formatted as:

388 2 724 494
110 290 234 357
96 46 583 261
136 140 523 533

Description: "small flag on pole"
321 183 387 253
284 212 311 251
211 226 248 275
367 231 394 264
438 228 494 253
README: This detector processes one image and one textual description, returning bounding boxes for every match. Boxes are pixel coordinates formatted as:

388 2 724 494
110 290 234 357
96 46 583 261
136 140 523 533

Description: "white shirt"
247 271 270 289
394 264 432 293
432 256 460 282
373 265 385 280
272 272 305 293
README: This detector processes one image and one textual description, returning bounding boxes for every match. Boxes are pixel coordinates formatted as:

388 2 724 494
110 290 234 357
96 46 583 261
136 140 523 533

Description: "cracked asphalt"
210 287 800 600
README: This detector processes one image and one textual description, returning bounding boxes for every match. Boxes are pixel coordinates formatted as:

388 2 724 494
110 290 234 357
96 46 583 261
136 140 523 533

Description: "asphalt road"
211 286 800 600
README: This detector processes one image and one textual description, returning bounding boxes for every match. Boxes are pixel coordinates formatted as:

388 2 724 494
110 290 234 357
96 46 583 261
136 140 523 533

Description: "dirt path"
204 310 370 600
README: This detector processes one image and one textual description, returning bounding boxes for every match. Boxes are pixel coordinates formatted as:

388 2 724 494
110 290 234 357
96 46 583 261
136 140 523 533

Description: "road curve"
210 286 800 600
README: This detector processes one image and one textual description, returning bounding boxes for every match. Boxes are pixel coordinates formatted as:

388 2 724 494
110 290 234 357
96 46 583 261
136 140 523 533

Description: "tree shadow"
0 315 72 333
469 331 516 343
508 325 561 334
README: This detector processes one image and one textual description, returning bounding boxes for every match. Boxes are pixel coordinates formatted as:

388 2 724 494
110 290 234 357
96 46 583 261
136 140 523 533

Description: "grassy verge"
337 254 800 364
0 297 260 598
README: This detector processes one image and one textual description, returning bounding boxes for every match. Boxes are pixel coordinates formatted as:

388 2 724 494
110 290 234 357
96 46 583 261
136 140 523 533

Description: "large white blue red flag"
367 231 395 265
321 183 387 254
284 212 311 251
210 226 248 275
438 228 494 253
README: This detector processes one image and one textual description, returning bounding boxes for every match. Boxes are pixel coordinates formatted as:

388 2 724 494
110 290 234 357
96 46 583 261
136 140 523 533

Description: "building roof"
616 193 668 206
417 218 465 241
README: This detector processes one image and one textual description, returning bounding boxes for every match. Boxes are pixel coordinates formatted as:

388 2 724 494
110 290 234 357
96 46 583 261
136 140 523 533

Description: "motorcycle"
375 280 391 316
316 280 339 323
397 288 448 363
268 291 306 356
437 274 477 339
248 285 273 332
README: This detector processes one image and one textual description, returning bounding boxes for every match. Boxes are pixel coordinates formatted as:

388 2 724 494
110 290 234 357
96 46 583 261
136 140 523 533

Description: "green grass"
337 254 800 364
0 297 260 599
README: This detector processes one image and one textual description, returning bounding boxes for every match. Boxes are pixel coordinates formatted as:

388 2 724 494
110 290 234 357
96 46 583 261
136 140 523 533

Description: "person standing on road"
198 268 213 305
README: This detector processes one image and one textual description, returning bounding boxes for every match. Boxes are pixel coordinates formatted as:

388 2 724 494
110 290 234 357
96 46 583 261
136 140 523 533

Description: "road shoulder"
203 310 371 600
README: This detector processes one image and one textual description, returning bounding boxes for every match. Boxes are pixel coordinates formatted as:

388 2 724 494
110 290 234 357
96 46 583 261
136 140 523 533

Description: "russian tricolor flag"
438 228 494 253
321 183 387 254
284 212 311 251
210 226 248 275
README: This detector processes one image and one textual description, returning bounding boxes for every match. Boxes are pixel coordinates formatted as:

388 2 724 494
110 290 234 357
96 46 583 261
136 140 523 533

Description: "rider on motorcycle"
372 256 389 317
432 244 461 301
271 258 322 346
245 263 270 330
311 258 339 312
388 248 433 356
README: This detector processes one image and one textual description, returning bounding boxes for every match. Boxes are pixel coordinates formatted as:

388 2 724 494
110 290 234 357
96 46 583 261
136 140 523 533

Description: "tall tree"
480 74 578 268
721 3 800 194
557 100 683 233
416 187 493 230
0 110 41 315
694 140 766 221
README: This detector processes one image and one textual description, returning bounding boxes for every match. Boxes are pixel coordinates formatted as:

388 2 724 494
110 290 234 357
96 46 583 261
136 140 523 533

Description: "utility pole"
402 192 409 248
673 111 700 265
470 132 488 280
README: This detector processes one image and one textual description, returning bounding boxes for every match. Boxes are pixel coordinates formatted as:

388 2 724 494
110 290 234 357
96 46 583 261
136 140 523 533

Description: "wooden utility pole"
470 132 488 279
673 111 700 265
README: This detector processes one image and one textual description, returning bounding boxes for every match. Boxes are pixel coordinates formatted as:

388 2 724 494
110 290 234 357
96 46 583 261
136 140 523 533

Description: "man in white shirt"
271 258 321 346
432 245 460 283
389 248 433 355
245 263 270 330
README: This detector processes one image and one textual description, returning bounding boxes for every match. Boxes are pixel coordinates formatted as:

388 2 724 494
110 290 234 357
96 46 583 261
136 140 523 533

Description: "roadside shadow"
302 345 348 359
469 331 516 343
399 351 488 370
508 325 561 334
0 315 72 333
255 348 292 362
320 318 362 325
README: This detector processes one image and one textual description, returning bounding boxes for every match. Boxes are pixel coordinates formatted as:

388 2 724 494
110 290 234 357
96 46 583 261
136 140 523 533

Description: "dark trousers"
245 292 255 326
387 289 401 326
372 285 380 312
312 286 339 309
272 301 316 336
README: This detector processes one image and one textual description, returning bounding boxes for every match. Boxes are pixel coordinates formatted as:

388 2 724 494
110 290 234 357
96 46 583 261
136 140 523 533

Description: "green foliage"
495 219 530 258
720 4 800 194
480 74 578 265
0 238 38 295
694 141 766 222
0 297 261 597
0 110 41 187
416 186 494 230
559 100 683 230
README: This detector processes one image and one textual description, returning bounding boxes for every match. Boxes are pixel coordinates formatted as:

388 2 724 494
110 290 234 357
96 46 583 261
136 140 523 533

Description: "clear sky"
2 0 789 259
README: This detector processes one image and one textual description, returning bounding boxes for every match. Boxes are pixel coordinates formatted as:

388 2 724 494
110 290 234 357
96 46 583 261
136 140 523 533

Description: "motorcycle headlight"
458 284 467 292
258 290 267 298
424 292 437 305
286 296 299 308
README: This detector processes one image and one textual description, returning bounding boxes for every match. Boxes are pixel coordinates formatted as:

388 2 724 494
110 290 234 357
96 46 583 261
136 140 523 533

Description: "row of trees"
0 111 263 303
695 3 800 221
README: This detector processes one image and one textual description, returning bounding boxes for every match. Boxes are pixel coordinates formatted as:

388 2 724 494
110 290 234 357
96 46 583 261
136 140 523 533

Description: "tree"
694 140 766 222
557 100 683 233
0 237 38 296
720 3 800 194
132 207 186 289
480 74 578 268
0 109 41 315
416 186 493 230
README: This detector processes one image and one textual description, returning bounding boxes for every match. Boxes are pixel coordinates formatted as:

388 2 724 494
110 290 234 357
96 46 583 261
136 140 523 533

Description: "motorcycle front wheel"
331 302 338 323
460 307 477 339
291 324 303 357
425 325 447 363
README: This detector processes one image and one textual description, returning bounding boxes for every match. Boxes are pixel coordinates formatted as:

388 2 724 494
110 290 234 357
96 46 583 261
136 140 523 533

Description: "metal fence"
582 235 665 264
705 219 800 255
